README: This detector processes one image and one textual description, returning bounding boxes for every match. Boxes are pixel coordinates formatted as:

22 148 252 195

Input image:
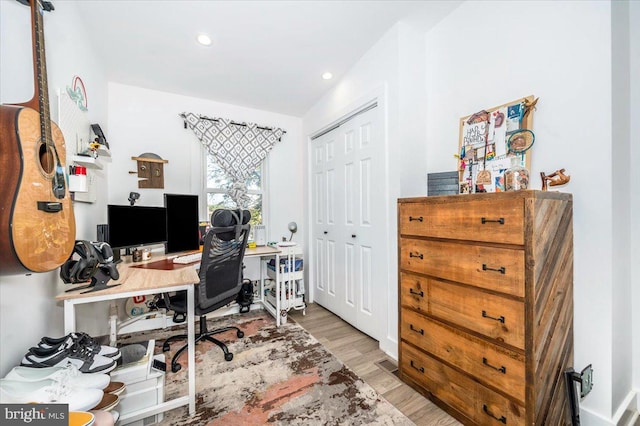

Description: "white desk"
55 254 198 423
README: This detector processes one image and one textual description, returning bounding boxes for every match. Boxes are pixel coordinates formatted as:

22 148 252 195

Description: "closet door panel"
310 105 385 342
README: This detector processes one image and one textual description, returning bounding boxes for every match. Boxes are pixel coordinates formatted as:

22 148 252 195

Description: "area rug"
118 310 412 425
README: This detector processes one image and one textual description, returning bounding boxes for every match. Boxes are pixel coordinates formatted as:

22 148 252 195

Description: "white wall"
630 0 640 406
0 0 109 376
424 0 630 423
106 82 304 275
611 0 633 416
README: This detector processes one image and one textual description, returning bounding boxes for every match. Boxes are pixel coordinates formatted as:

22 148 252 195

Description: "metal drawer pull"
409 324 424 335
481 217 505 225
482 357 506 374
409 252 424 260
483 405 507 424
409 288 424 297
409 216 424 222
410 360 425 373
482 264 506 274
482 310 505 323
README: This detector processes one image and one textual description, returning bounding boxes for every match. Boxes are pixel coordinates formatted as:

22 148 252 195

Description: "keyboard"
172 252 202 264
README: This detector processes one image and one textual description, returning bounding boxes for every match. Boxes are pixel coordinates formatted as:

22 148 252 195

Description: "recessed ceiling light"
197 33 212 46
322 72 333 80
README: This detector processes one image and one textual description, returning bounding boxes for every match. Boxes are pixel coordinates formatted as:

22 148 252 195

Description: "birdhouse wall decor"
130 153 168 189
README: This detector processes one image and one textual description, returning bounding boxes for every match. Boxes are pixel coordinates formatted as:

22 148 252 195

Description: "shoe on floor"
21 344 116 374
0 378 103 412
91 393 119 412
90 410 116 426
69 411 95 426
39 332 121 360
4 365 110 390
103 381 125 396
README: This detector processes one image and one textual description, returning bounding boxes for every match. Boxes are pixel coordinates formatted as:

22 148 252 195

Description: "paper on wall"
462 121 488 148
493 107 508 156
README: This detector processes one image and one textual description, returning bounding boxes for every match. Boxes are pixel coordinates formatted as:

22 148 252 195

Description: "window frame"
202 153 268 227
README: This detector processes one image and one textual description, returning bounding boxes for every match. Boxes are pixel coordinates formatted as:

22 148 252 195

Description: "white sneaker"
0 378 103 412
21 343 116 374
4 365 110 390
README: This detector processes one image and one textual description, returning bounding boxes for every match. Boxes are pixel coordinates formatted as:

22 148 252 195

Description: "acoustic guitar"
0 0 75 275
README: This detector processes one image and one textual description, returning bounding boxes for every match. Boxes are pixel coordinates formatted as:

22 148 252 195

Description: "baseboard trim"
613 390 639 426
581 390 640 426
580 406 616 426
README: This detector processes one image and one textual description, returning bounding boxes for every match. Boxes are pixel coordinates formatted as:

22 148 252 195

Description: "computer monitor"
106 205 167 250
164 194 200 254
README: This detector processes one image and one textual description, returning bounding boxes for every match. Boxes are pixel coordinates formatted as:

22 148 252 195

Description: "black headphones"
60 240 100 284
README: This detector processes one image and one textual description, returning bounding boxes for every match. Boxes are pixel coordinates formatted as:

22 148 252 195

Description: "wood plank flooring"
288 303 461 426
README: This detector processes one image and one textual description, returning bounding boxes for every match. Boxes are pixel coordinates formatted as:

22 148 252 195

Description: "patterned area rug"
119 311 412 425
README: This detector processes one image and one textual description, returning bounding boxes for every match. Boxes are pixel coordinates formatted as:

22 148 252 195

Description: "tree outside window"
206 155 263 226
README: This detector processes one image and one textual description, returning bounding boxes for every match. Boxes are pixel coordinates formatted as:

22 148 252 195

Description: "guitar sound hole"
38 142 54 175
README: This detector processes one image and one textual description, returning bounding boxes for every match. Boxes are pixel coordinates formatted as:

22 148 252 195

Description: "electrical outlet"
579 364 593 398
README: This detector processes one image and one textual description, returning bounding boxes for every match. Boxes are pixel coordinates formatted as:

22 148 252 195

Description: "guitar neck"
33 0 53 146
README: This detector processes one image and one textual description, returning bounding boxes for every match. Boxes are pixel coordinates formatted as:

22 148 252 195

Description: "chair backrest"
196 209 251 312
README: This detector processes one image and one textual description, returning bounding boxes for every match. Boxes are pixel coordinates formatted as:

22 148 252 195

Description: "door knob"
323 231 328 234
351 234 356 238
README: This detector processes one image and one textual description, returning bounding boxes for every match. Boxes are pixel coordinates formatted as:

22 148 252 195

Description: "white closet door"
311 105 385 341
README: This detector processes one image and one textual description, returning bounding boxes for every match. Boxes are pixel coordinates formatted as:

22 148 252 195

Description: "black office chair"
161 208 251 372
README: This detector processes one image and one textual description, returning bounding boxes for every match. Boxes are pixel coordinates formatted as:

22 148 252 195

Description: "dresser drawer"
400 272 525 349
401 342 525 425
400 238 525 297
399 198 524 245
401 309 525 402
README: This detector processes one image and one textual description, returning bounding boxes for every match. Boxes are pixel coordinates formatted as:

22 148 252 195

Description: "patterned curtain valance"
181 112 286 208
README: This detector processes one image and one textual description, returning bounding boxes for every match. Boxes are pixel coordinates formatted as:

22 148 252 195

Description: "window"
205 154 264 226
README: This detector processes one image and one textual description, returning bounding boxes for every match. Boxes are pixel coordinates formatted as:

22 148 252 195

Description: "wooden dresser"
397 191 573 425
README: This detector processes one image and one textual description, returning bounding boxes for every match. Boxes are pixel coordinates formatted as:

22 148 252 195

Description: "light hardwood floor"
288 303 461 426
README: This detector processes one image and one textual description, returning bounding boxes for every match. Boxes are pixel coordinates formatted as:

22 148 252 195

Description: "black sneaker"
38 332 121 360
20 343 116 374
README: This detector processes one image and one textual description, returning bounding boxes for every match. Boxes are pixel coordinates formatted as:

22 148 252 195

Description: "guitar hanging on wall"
0 0 76 275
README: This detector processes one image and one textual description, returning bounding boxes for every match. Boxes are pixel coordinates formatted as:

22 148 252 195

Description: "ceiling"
75 1 460 117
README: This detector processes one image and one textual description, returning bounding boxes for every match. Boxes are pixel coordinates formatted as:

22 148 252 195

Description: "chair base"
162 316 244 372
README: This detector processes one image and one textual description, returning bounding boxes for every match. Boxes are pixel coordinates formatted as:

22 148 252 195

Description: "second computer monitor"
164 194 200 254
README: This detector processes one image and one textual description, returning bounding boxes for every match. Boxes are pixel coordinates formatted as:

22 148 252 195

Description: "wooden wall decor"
458 95 538 194
130 153 168 189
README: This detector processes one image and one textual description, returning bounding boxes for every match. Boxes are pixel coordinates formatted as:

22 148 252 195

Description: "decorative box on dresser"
397 190 573 425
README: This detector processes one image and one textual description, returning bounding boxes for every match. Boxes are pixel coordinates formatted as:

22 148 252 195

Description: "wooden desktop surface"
55 246 281 301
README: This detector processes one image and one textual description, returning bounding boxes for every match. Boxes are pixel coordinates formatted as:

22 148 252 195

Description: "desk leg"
186 284 196 416
275 252 281 327
259 257 264 305
64 300 75 334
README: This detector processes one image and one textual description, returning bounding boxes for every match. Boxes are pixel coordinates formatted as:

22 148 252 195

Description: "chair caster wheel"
224 353 233 362
237 330 244 338
171 363 182 373
163 343 170 352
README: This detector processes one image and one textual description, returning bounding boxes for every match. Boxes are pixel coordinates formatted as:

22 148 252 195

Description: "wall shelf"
72 155 104 170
